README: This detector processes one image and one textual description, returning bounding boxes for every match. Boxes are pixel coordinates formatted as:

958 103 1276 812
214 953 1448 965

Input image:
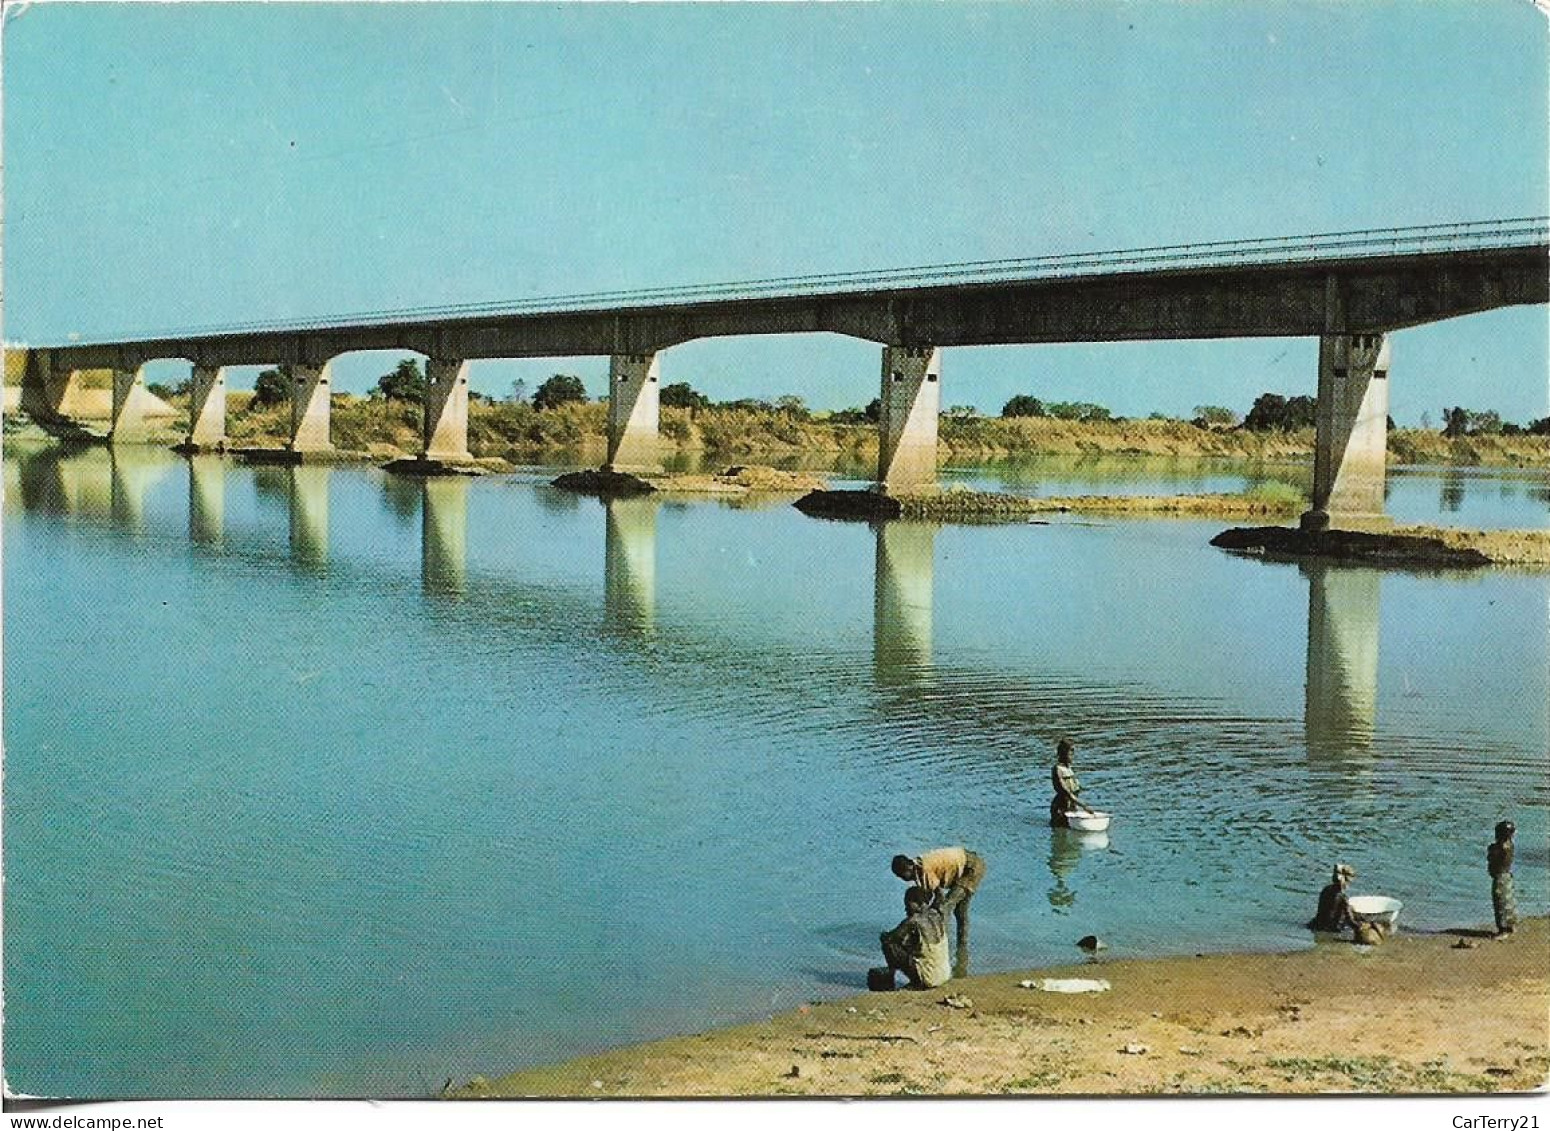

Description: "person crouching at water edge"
874 884 967 990
1049 737 1095 828
890 846 987 953
1488 820 1516 939
1308 863 1355 932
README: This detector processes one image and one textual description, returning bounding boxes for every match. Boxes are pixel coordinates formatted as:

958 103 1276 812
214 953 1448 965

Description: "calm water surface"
3 444 1546 1097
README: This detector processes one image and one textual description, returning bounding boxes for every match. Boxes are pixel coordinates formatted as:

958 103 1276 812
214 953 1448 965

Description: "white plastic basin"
1347 895 1402 927
1064 811 1112 833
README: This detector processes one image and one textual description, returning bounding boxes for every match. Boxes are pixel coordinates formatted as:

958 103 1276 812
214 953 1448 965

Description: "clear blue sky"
4 1 1547 423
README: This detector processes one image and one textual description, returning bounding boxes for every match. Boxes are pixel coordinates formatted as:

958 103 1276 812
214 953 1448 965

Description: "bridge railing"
47 217 1550 346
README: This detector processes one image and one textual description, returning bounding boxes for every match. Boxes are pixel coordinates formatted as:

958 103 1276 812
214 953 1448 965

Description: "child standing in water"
1487 820 1516 939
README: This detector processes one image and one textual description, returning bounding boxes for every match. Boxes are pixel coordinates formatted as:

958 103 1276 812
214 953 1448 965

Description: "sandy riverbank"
455 917 1547 1098
1391 524 1550 567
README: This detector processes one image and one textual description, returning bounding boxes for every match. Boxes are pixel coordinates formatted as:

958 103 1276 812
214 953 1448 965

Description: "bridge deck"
20 220 1550 370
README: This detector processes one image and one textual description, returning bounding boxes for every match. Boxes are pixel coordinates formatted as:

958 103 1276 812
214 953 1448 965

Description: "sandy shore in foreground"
456 918 1548 1098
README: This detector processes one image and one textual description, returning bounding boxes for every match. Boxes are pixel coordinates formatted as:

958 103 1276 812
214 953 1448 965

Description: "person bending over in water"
1488 820 1516 939
1049 737 1094 828
1308 863 1355 932
878 884 968 989
890 845 987 953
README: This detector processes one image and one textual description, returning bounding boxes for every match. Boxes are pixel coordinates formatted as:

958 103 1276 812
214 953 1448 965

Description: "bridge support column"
606 352 661 473
19 351 81 421
287 363 334 454
422 359 472 462
875 345 941 494
1301 334 1390 531
110 365 160 444
185 365 227 450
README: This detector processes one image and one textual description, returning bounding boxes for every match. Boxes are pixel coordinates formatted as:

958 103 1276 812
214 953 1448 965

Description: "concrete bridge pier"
109 365 163 443
422 358 472 463
185 365 228 450
876 345 941 494
605 352 662 473
19 351 82 421
1301 333 1390 531
287 363 334 454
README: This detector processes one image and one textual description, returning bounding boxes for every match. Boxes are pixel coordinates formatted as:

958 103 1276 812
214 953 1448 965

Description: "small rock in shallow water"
1077 935 1107 951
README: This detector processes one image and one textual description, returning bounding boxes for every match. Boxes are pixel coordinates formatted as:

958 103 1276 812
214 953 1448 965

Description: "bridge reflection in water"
421 476 470 598
188 455 225 546
4 446 1398 768
1302 562 1381 762
5 443 176 532
603 496 657 636
288 465 331 571
872 520 935 686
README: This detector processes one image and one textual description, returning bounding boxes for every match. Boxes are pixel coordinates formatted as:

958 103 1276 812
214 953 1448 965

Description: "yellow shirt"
916 846 969 894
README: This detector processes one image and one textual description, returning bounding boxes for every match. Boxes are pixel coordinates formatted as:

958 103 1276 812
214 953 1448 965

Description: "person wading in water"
1049 737 1094 828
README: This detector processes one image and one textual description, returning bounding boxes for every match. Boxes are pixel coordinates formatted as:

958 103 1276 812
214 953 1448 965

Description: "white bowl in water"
1347 895 1402 927
1064 811 1112 833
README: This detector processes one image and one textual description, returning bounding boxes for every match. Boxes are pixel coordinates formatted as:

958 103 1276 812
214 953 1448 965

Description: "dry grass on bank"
10 378 1547 468
898 486 1304 521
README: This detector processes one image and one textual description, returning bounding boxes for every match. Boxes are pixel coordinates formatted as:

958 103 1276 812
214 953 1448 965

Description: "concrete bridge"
13 217 1548 529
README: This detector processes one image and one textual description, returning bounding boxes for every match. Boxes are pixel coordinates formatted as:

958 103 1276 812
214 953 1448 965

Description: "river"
2 442 1545 1097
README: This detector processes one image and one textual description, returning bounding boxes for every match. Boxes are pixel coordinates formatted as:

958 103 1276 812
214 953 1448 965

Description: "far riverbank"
11 384 1548 469
455 918 1548 1098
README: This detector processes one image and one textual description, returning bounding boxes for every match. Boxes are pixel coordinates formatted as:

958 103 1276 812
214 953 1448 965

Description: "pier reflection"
188 455 226 546
1303 562 1381 761
109 447 171 533
2 453 19 517
13 444 109 518
288 466 331 570
872 521 936 686
603 496 658 635
421 477 469 598
5 443 176 530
